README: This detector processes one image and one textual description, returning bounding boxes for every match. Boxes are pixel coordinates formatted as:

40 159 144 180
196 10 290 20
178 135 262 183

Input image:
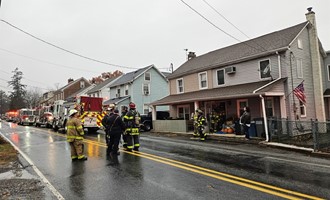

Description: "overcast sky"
0 0 329 94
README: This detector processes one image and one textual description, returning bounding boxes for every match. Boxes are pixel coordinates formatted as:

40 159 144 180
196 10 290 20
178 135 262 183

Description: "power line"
201 0 250 39
0 19 139 70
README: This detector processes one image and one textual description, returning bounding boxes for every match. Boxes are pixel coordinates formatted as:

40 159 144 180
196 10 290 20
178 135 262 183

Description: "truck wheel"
52 122 59 132
143 123 151 132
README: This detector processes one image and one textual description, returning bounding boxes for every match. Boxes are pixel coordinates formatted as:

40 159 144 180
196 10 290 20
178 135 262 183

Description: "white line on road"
0 132 65 200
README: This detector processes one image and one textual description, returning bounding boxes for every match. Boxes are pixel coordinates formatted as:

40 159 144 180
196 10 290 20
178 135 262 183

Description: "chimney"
188 52 196 60
305 8 326 121
68 78 74 84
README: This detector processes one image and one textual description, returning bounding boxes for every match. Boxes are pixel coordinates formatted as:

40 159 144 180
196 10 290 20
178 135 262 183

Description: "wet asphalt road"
1 121 330 200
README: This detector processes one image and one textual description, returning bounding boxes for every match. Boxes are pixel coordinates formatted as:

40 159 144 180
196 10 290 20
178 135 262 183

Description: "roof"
56 77 91 92
103 96 130 105
65 84 95 102
87 77 118 94
168 22 309 79
110 66 152 87
151 80 285 106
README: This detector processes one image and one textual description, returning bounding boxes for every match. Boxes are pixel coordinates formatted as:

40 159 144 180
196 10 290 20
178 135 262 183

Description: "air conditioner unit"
225 66 236 74
144 91 149 95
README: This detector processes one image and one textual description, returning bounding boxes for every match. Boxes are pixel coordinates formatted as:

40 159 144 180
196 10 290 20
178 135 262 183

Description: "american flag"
293 82 306 104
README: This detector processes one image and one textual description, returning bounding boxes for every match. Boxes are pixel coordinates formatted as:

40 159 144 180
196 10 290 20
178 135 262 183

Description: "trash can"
249 121 257 137
254 118 265 138
234 121 242 135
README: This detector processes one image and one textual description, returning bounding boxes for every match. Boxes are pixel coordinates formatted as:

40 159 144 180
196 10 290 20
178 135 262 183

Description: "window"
125 85 129 96
327 65 330 81
80 81 85 88
177 78 184 93
143 83 150 95
259 59 271 79
177 105 190 120
297 58 303 78
298 39 303 49
237 99 248 118
216 69 225 85
116 88 120 97
265 98 274 117
145 72 151 81
143 104 149 115
299 101 306 117
199 72 208 89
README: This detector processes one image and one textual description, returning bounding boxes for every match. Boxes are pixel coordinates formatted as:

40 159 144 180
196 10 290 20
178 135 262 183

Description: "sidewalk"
147 131 330 158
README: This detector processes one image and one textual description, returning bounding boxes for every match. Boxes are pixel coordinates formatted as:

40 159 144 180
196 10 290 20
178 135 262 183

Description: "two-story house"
86 76 121 101
151 9 329 137
53 77 91 101
103 65 169 115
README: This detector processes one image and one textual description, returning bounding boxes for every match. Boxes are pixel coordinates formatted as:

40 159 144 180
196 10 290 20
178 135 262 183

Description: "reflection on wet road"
0 122 329 199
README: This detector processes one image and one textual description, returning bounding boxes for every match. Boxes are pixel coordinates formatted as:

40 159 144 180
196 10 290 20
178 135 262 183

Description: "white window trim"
297 58 303 79
298 39 303 49
143 104 150 115
177 104 190 120
300 102 306 118
142 83 150 96
125 85 129 96
259 59 272 80
216 69 225 86
176 78 184 94
198 71 208 89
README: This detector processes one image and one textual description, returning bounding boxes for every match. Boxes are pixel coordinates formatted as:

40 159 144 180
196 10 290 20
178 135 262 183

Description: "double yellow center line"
52 131 324 200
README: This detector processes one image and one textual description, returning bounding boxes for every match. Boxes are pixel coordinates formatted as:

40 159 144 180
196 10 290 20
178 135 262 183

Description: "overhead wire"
0 19 139 70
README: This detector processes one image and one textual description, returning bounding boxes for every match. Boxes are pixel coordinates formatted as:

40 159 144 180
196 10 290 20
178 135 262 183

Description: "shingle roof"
103 96 130 105
168 22 308 79
110 65 152 87
151 79 285 106
87 77 117 94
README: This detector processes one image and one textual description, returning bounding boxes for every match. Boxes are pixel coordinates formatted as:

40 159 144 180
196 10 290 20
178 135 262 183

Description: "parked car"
140 111 170 131
35 112 53 128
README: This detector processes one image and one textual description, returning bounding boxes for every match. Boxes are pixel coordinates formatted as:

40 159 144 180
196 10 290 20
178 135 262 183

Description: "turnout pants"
69 140 85 159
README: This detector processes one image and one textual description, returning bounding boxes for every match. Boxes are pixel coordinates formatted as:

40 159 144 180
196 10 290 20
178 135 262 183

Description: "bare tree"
25 87 42 109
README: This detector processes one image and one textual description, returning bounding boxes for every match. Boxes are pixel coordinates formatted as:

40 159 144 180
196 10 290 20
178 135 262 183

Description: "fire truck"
35 106 54 128
17 108 37 126
52 97 105 134
5 110 19 122
77 96 105 134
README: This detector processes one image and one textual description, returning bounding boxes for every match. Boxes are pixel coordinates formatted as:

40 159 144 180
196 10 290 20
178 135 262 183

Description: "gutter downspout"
253 51 282 142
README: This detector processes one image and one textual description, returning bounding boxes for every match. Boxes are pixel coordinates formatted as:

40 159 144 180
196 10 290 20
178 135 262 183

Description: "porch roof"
103 96 130 105
151 80 282 106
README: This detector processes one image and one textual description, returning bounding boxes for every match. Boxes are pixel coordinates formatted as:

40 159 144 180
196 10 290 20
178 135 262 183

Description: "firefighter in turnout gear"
208 110 219 134
102 104 115 154
123 102 141 151
192 110 199 137
121 106 129 150
66 109 87 161
196 109 207 141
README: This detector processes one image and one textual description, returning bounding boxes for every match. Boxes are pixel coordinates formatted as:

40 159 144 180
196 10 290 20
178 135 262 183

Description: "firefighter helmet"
69 109 78 117
129 102 136 109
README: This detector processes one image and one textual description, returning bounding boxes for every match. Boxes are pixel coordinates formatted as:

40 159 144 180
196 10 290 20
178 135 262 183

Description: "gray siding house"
151 9 329 137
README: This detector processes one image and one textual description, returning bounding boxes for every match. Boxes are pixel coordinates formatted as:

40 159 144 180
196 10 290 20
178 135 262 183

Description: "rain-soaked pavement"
1 121 330 199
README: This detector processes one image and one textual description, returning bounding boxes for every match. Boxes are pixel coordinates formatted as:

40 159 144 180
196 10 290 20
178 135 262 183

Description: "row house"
53 77 91 101
151 9 330 137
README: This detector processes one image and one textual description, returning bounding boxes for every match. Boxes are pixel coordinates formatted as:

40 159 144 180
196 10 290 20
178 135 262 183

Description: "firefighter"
209 110 219 134
105 109 125 156
66 109 87 161
123 102 141 151
196 109 207 141
102 105 114 154
121 106 129 150
192 110 199 137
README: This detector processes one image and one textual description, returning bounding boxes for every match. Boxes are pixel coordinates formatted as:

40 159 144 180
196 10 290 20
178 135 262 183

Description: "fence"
268 118 330 152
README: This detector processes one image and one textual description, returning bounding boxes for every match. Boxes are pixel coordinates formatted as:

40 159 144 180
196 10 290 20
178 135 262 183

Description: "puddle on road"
0 161 36 180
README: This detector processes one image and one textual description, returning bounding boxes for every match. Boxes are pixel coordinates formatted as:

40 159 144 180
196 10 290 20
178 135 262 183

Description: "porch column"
151 105 156 121
194 101 199 111
280 96 287 118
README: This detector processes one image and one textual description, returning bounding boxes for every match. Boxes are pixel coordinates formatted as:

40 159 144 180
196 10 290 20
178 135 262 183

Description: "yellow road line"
44 131 324 200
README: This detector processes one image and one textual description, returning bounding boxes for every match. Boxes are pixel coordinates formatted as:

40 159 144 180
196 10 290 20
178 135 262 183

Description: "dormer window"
80 81 85 88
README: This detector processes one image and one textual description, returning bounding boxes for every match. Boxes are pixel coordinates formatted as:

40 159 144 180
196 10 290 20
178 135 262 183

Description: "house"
65 84 96 103
39 91 54 107
151 9 330 137
53 77 91 101
103 65 169 115
86 76 120 101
